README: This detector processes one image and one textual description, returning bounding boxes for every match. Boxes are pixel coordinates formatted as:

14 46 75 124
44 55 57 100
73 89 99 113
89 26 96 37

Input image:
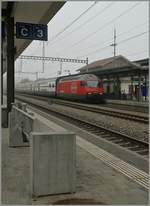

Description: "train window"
52 84 55 88
49 83 51 87
87 81 98 88
80 81 86 87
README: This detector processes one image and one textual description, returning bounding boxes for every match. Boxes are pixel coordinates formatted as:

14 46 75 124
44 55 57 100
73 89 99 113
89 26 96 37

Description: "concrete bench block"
9 106 35 147
33 119 53 133
30 132 76 197
8 105 53 147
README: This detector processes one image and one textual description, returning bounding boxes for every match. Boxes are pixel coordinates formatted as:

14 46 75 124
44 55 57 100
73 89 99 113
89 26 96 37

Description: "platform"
106 99 148 107
1 106 148 205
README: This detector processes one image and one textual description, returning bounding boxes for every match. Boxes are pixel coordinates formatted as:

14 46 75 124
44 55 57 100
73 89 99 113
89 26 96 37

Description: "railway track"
16 95 149 159
49 99 148 124
16 93 148 124
100 102 148 113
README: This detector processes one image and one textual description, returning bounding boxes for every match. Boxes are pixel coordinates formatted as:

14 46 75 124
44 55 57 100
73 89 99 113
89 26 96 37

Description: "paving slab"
1 110 149 204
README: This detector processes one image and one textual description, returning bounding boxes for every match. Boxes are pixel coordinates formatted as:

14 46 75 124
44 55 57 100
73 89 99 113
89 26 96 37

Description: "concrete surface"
31 106 148 173
2 128 31 204
1 106 149 204
8 105 53 147
9 106 35 147
7 103 76 197
30 132 76 197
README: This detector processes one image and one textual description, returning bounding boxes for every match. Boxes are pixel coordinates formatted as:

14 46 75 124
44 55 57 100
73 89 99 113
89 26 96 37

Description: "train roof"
34 77 57 84
58 74 99 82
17 74 99 85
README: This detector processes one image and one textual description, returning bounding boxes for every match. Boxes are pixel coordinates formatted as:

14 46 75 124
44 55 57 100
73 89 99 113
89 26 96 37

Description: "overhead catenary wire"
124 50 148 58
48 2 115 47
78 30 148 58
55 2 141 56
117 20 148 38
118 30 148 44
76 20 148 57
49 1 98 42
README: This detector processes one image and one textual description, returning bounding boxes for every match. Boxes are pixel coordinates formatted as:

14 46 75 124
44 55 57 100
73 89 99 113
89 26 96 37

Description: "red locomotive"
56 74 104 102
16 74 105 103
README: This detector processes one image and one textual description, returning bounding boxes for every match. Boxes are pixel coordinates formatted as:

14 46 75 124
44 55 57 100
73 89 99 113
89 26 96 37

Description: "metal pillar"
138 73 142 102
6 17 14 114
107 76 110 95
144 75 147 100
42 41 45 73
130 76 134 100
113 76 116 99
116 76 121 99
1 41 3 105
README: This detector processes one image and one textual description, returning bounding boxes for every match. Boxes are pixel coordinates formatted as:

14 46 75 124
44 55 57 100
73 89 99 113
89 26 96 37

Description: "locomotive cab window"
87 80 99 88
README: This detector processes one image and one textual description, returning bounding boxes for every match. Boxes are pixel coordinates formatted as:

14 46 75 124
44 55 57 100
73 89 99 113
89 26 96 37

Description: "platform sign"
16 22 48 41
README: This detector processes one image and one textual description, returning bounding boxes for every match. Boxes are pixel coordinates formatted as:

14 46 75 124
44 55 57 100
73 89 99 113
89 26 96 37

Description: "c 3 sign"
16 22 48 41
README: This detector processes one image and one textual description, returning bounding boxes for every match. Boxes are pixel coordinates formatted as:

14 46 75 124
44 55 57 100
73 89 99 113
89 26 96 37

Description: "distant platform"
106 99 148 107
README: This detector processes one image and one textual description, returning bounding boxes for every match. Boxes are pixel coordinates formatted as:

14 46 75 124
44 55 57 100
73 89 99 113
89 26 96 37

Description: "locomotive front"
83 74 104 103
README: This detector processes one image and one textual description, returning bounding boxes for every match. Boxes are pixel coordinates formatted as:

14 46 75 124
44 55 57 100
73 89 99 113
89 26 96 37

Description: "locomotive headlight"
88 92 92 95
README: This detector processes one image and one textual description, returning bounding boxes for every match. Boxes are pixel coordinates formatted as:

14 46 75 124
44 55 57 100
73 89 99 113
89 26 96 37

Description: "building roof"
77 55 141 73
133 58 149 67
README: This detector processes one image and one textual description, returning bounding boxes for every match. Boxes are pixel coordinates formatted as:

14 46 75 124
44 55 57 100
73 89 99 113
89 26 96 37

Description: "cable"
56 2 141 56
78 30 148 58
81 45 110 57
75 20 148 57
48 2 115 47
125 50 148 57
117 20 148 38
49 2 98 42
118 30 148 44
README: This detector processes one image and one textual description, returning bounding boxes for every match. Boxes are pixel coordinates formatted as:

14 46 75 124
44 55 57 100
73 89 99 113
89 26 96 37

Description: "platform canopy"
2 1 65 61
76 55 148 78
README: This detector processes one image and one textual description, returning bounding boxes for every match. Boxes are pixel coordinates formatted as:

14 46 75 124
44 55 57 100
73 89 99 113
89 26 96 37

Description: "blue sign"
16 22 48 41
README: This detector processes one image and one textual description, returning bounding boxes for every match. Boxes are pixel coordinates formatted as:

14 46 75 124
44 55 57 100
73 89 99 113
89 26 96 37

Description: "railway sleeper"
79 123 89 126
101 135 113 138
89 130 101 133
93 130 105 133
83 127 93 130
126 145 142 150
130 147 145 151
136 149 149 155
104 136 119 140
119 142 131 146
112 139 124 143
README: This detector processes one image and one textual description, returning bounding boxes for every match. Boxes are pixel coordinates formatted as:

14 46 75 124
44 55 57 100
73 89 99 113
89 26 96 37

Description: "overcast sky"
15 1 149 82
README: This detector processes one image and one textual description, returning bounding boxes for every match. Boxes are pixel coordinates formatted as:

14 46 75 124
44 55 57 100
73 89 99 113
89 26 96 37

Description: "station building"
76 55 149 101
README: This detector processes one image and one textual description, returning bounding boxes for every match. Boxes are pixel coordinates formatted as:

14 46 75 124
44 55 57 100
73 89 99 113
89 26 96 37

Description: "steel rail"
16 93 148 124
15 95 149 158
